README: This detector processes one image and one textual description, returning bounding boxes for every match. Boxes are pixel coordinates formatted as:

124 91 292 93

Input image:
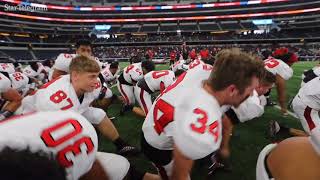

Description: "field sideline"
98 61 319 180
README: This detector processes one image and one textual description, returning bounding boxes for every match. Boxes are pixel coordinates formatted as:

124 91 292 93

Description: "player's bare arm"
275 74 287 114
171 145 194 180
52 68 67 79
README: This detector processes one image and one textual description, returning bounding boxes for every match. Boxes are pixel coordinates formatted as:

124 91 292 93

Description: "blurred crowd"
94 44 320 61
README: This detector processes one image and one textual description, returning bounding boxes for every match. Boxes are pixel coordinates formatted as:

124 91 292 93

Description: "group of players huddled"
0 39 320 180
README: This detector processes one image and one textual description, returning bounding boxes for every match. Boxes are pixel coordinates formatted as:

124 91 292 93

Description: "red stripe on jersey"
304 106 316 131
119 84 130 105
139 89 148 114
41 76 62 89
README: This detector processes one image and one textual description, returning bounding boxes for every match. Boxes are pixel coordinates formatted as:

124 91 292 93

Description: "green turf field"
98 61 319 180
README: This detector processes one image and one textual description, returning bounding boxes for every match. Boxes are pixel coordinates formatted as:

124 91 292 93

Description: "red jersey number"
190 108 220 143
125 65 134 73
153 99 174 135
152 72 187 134
64 54 73 59
189 60 201 69
152 70 170 79
50 90 74 110
41 119 95 168
265 58 280 68
13 72 24 81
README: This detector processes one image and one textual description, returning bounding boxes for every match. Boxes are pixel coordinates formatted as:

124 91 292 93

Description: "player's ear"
227 84 238 97
70 71 79 80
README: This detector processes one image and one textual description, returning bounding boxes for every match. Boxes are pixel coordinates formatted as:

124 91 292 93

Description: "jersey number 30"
41 119 94 168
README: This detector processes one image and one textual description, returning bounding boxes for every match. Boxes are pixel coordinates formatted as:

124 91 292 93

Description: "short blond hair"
209 48 265 94
69 55 100 73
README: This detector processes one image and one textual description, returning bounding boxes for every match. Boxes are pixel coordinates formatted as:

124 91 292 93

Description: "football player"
301 64 320 87
51 39 101 80
0 62 15 74
20 56 138 156
131 70 176 117
22 61 48 84
263 47 298 115
270 75 320 138
117 60 155 115
0 72 22 120
141 49 264 179
94 61 120 109
0 111 159 180
211 70 276 173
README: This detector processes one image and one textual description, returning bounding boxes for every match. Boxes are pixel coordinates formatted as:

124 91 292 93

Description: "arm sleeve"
277 64 293 80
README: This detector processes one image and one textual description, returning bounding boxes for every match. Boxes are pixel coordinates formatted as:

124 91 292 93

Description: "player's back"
53 53 77 73
298 77 320 110
264 57 293 80
0 111 98 180
0 63 15 74
142 67 222 156
123 63 143 84
144 70 175 92
9 72 29 91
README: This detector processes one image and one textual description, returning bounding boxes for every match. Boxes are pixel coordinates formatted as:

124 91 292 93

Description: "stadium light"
94 25 111 30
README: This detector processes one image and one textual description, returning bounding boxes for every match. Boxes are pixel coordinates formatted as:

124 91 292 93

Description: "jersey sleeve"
129 68 143 83
232 95 264 123
0 74 11 93
53 53 74 73
173 101 222 160
276 63 293 80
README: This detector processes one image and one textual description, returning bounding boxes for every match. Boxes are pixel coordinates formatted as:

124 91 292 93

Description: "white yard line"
274 105 298 118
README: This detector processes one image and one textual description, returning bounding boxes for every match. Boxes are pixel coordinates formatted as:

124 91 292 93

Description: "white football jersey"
232 90 265 123
142 67 222 160
297 77 320 110
123 63 143 84
170 60 189 72
0 111 98 180
8 72 29 92
264 57 293 80
188 61 213 72
22 63 46 78
22 75 101 115
144 70 175 93
188 59 206 70
100 65 119 83
0 72 11 93
53 53 77 73
0 63 15 74
53 53 102 74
